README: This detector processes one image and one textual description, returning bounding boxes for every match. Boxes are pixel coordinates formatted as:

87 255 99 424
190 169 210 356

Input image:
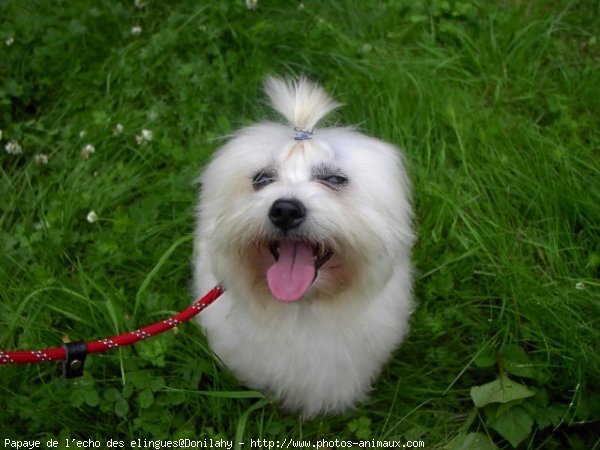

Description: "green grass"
1 0 598 448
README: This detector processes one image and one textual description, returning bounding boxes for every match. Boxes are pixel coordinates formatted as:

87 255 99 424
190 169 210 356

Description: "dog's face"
197 123 413 304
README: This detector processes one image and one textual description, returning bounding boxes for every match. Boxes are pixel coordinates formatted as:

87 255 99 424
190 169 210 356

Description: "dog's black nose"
269 199 306 231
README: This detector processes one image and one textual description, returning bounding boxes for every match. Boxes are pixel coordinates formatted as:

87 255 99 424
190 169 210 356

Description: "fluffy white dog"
193 76 414 418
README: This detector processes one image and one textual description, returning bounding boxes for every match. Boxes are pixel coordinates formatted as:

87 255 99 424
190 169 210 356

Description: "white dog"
193 77 414 418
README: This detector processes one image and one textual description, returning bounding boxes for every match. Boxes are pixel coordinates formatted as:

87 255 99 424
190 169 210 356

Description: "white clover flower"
80 143 96 160
113 123 124 135
4 140 22 155
245 0 258 10
131 26 142 35
79 130 87 139
135 128 153 145
134 0 145 9
33 220 50 231
141 129 153 141
34 153 49 164
575 282 585 290
86 211 98 223
5 36 14 46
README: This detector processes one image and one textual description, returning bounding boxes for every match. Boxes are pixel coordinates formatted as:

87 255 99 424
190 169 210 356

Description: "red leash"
0 285 224 375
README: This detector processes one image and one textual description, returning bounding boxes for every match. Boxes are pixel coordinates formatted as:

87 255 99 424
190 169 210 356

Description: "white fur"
193 77 414 418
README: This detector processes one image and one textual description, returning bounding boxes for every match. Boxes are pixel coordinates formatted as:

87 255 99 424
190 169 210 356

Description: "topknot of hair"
264 76 341 132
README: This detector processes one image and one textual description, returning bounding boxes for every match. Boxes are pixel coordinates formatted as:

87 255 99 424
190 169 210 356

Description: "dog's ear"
263 76 341 131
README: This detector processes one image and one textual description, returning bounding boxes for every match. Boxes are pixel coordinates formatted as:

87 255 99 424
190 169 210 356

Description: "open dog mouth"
266 239 333 302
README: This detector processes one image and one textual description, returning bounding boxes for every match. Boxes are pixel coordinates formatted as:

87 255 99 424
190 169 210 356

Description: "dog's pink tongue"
267 239 315 302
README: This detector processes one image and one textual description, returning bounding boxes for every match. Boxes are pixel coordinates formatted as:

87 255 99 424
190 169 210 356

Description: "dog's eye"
323 175 348 186
312 164 348 190
316 174 348 189
252 169 277 190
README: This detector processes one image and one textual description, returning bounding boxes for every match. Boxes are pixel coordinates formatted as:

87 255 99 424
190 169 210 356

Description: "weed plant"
1 1 598 448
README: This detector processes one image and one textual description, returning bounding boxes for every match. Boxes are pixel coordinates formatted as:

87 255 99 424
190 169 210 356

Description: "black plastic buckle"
63 341 88 378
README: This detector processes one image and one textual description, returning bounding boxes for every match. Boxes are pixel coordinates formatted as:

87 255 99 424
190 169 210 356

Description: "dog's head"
197 77 413 303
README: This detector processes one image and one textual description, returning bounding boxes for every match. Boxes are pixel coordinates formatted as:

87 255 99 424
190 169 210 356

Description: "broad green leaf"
138 389 155 409
114 397 129 418
487 405 533 447
535 404 567 428
69 389 86 407
103 387 122 403
495 398 527 418
501 344 537 379
150 376 166 392
474 347 496 368
447 432 499 450
83 390 100 407
348 416 372 440
470 376 535 407
129 371 153 389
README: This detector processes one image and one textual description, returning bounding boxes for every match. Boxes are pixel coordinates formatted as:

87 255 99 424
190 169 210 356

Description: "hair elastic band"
294 127 313 141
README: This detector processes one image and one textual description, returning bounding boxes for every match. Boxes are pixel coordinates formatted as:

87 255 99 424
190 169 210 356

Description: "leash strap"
63 341 87 378
0 285 224 377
